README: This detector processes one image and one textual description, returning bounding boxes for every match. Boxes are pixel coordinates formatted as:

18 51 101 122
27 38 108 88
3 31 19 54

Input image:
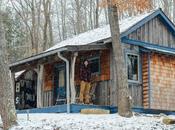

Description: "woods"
0 0 173 62
1 0 175 129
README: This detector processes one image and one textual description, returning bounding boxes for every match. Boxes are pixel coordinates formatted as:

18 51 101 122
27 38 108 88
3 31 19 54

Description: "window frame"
126 52 140 83
88 56 101 75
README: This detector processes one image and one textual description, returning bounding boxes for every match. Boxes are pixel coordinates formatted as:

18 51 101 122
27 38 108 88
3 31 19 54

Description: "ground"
1 113 175 130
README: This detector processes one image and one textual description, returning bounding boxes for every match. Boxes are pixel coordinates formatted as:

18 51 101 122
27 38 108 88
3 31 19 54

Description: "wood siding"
44 64 54 91
128 83 142 107
43 90 53 107
150 53 175 110
42 49 111 107
142 53 149 108
128 16 175 48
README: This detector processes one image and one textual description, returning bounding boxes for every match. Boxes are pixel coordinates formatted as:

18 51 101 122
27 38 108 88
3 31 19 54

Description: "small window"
89 57 100 74
127 53 139 82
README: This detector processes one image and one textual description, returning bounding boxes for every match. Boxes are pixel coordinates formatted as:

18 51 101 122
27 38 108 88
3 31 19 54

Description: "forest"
1 0 175 130
0 0 174 62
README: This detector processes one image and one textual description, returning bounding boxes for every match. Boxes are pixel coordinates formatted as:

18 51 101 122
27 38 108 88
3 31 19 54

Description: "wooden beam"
10 54 59 73
66 44 109 51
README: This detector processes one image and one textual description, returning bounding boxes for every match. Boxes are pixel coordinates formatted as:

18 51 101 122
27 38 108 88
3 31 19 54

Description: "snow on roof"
46 10 155 52
15 70 25 79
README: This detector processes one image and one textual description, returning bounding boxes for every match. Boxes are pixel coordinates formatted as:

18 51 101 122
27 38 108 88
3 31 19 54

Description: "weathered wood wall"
42 49 111 107
109 43 143 107
42 63 54 107
95 80 111 105
74 49 111 105
128 83 142 107
128 16 175 47
43 90 53 107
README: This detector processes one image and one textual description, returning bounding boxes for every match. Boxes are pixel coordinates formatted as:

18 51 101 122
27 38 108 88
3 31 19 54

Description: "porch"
17 103 175 116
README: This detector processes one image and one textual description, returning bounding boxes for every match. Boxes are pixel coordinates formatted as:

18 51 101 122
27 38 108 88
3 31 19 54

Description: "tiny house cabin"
10 8 175 111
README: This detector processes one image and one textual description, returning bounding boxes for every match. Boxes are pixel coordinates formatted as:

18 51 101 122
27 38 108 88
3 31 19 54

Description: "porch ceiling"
9 43 110 73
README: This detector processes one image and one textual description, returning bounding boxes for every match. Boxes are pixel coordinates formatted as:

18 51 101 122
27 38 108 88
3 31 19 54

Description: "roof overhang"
122 38 175 55
9 43 110 71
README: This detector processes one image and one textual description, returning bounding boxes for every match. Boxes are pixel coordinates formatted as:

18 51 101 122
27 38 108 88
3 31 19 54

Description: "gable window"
89 57 100 74
127 53 139 82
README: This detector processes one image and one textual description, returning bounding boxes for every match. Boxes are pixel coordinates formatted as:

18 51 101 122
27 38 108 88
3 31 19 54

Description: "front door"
54 64 66 105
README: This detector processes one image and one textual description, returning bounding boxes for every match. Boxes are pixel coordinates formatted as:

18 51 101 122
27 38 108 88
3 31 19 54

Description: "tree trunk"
95 0 99 28
173 0 175 23
70 52 78 103
107 1 132 117
0 15 17 130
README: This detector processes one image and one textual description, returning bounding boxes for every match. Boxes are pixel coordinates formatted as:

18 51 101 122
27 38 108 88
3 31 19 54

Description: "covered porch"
10 43 113 112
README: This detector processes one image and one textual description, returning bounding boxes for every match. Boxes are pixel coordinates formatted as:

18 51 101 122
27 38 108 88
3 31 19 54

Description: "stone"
162 117 175 125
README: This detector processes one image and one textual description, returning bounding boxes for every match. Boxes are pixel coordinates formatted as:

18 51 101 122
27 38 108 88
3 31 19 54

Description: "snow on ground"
5 113 175 130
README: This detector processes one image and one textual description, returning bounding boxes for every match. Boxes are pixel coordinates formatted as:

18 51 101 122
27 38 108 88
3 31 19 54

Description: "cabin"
10 8 175 112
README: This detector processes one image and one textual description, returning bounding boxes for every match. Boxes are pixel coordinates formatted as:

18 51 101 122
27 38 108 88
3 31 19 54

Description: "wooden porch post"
36 65 44 108
70 52 78 103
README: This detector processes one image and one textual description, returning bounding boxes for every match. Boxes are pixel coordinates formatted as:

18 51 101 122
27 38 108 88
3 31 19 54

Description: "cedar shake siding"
150 53 175 110
142 53 149 108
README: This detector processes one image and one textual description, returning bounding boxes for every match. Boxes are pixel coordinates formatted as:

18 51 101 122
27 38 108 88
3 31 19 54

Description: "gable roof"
46 10 154 52
10 8 175 68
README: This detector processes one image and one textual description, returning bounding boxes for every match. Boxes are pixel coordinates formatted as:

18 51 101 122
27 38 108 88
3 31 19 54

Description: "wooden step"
80 109 110 114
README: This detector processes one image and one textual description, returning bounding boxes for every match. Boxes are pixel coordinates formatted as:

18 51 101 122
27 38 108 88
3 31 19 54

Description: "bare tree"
10 0 53 55
95 0 99 28
43 0 53 50
0 13 17 130
173 0 175 23
107 0 132 117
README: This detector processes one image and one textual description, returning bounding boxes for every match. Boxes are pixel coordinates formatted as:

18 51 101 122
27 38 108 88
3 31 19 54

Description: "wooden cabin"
10 8 175 111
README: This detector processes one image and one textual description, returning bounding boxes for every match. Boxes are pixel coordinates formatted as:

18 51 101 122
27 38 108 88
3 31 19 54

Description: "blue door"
54 64 66 105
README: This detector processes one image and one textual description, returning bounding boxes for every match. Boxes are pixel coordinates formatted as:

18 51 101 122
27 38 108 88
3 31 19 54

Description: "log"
70 52 78 103
37 65 44 108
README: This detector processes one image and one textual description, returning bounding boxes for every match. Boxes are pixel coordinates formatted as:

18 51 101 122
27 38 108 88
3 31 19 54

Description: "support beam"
66 45 108 51
70 52 78 103
37 65 44 108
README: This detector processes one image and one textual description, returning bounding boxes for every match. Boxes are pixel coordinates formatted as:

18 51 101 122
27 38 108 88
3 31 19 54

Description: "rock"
80 109 110 114
162 117 175 125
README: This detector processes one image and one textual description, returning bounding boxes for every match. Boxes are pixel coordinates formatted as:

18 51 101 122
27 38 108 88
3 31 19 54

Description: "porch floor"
17 104 175 115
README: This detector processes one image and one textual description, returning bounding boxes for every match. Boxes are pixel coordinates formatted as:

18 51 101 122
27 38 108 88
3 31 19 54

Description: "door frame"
53 63 66 105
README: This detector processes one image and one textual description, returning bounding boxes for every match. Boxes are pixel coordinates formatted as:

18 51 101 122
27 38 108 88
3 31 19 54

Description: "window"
127 53 139 82
89 57 100 74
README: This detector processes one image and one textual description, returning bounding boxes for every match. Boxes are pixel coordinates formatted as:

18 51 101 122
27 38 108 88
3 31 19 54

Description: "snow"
46 10 154 52
7 113 175 130
15 70 25 79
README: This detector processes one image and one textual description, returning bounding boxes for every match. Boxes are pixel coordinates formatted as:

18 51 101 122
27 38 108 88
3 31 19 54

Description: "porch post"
58 52 70 113
70 52 78 103
37 65 44 108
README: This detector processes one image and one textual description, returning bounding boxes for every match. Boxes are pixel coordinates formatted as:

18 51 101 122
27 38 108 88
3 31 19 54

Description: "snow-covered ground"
3 113 174 130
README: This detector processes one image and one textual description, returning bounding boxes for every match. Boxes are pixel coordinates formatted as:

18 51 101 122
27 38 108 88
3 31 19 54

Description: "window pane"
127 54 138 81
89 58 100 74
59 69 65 87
